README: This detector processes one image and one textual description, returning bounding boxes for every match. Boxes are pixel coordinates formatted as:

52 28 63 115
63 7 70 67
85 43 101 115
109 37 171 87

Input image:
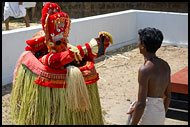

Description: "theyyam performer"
10 3 113 125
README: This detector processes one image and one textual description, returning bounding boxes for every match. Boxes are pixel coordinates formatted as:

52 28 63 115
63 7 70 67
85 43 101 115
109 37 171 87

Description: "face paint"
54 39 68 53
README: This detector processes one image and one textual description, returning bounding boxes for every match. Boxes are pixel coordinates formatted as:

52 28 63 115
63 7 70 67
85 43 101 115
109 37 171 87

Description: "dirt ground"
95 45 188 125
2 20 41 31
2 22 188 125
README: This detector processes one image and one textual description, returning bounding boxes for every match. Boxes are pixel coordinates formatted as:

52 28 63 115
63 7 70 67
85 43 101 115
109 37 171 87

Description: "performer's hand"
126 101 137 114
98 33 111 45
69 45 83 64
95 31 113 57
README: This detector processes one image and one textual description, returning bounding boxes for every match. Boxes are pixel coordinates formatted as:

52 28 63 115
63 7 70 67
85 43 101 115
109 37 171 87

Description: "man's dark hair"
138 27 163 53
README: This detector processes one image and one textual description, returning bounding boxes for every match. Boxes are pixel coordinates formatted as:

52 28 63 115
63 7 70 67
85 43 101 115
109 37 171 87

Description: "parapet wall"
2 10 188 86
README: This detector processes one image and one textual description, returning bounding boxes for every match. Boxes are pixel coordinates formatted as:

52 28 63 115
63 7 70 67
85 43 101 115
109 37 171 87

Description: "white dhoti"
138 97 165 125
127 97 165 125
4 2 26 21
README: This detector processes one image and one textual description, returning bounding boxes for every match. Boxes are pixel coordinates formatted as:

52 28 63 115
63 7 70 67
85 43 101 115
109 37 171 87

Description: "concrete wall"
136 10 188 47
68 10 137 51
2 10 188 86
2 26 42 86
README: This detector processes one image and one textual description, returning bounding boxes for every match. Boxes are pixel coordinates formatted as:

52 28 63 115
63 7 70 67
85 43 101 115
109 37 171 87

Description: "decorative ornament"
51 33 55 37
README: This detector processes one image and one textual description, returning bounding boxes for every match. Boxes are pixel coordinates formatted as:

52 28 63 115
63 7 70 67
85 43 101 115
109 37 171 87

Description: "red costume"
11 2 113 125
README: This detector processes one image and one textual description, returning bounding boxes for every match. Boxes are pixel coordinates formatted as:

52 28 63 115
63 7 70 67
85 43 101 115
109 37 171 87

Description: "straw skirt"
10 64 104 125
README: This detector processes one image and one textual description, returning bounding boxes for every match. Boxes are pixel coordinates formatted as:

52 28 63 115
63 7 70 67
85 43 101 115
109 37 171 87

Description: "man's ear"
141 44 145 49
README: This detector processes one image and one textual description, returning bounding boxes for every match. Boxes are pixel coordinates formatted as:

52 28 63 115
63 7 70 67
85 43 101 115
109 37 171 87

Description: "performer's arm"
130 66 149 125
75 32 112 60
39 49 74 69
39 32 113 68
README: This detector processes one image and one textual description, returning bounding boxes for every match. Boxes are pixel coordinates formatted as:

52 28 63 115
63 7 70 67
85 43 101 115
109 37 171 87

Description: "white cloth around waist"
4 2 26 21
138 97 165 125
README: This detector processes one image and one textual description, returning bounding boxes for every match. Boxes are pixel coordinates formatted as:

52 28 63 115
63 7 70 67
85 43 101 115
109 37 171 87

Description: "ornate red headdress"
25 30 46 52
41 3 71 52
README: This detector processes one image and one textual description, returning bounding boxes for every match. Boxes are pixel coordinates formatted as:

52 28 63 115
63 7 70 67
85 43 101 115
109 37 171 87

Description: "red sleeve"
85 43 96 59
77 45 84 58
59 48 74 65
41 49 74 69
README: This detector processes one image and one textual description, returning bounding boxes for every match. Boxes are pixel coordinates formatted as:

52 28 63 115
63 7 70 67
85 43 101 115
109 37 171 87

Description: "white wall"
136 10 188 47
2 26 42 86
2 10 188 86
68 10 137 51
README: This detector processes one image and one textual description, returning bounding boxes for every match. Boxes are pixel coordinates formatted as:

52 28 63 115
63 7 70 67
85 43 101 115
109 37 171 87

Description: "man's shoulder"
139 64 152 75
158 58 171 73
139 58 171 74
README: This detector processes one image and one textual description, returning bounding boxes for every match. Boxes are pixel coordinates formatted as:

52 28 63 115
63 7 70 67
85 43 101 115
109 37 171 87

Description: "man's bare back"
141 57 171 98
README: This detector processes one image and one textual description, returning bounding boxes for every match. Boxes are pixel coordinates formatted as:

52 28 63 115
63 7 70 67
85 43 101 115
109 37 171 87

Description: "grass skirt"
10 64 104 125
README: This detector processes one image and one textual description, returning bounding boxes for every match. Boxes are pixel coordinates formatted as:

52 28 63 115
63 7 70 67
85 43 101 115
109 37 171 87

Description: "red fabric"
25 45 46 52
105 43 110 49
44 52 53 66
85 43 97 59
41 3 70 42
85 74 99 85
59 49 74 66
26 36 45 46
41 3 62 30
34 80 66 88
20 51 99 88
42 50 74 69
79 61 95 71
77 45 84 58
48 13 69 41
21 51 67 74
25 30 46 52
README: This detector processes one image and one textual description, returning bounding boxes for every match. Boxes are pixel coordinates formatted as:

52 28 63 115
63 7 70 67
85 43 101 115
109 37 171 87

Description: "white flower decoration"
57 29 60 32
51 33 55 37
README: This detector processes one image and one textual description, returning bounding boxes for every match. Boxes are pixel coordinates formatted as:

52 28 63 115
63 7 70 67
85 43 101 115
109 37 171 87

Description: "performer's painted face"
54 38 68 53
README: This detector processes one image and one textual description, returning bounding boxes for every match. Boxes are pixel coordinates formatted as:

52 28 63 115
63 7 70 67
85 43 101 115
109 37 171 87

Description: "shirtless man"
127 27 171 125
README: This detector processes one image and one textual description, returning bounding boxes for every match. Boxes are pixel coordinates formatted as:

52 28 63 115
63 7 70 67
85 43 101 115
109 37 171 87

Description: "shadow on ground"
2 83 12 96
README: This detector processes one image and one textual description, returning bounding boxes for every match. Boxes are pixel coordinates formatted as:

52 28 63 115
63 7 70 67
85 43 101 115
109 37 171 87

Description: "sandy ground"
2 22 188 125
2 21 41 31
95 44 188 125
2 44 188 125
